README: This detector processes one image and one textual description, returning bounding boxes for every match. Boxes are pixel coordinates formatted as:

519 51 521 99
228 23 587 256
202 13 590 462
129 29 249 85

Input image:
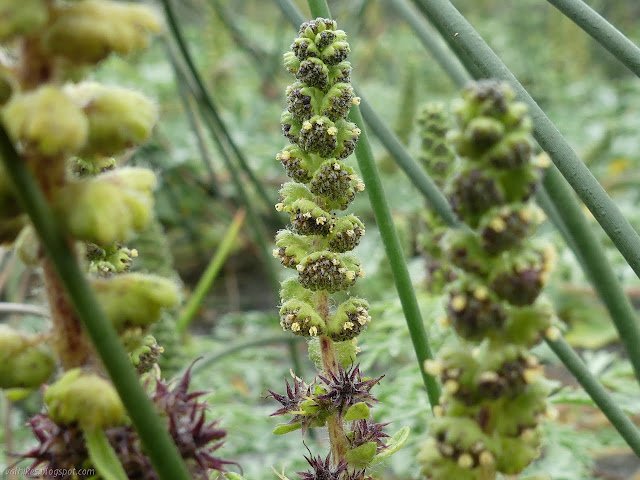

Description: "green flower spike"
269 18 402 476
418 81 556 479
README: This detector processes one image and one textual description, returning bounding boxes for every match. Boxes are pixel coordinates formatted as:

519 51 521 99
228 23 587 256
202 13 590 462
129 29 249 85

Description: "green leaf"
84 428 128 480
272 422 302 435
345 441 377 468
344 401 370 421
370 426 410 465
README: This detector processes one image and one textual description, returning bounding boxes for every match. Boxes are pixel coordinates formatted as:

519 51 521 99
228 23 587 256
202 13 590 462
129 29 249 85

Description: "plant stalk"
0 125 193 480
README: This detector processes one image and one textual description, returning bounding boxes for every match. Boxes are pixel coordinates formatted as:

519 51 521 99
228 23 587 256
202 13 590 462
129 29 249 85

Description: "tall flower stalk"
269 18 406 478
417 81 557 479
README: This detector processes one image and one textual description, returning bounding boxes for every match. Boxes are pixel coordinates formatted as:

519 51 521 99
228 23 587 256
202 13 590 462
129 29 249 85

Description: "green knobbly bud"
326 298 371 341
3 85 88 157
280 299 325 337
326 215 365 253
92 272 179 331
44 369 125 429
0 325 55 389
55 167 156 246
0 0 48 40
42 0 162 65
65 82 158 156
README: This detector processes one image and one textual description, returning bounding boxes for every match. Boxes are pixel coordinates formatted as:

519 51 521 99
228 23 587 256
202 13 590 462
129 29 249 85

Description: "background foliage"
2 0 640 478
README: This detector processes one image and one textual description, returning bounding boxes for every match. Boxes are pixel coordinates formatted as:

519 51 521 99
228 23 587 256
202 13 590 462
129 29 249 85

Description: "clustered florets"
274 18 368 340
417 81 557 480
270 18 397 478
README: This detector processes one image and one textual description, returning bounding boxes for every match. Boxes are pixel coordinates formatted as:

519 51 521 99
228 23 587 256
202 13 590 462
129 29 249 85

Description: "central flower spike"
275 18 369 340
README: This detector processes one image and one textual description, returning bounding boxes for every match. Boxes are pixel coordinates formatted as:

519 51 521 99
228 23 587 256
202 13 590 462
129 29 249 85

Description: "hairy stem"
319 334 347 463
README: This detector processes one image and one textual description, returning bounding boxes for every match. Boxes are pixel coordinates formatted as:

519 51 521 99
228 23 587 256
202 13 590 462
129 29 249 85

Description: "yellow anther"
275 203 284 211
345 270 356 280
545 407 559 421
281 150 291 160
479 451 495 466
490 216 506 232
545 326 560 341
523 368 541 384
473 286 489 301
346 229 355 237
309 326 318 336
450 295 467 312
343 321 354 330
331 258 340 266
316 216 327 225
130 249 138 258
291 322 301 332
302 212 312 219
444 379 459 394
333 162 341 170
423 359 443 376
327 126 337 136
535 152 552 168
356 315 369 325
272 249 280 258
357 268 365 278
356 182 365 191
303 121 312 131
358 229 365 236
296 264 304 272
519 206 533 223
457 453 474 469
479 371 499 382
351 96 361 105
353 127 361 135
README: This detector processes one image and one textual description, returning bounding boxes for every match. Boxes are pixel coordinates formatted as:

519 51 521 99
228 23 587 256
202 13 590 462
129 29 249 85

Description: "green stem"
546 0 640 78
543 165 640 385
177 210 246 334
388 0 470 86
160 0 274 215
410 0 640 282
165 42 219 192
545 336 640 456
0 127 192 480
307 0 331 18
319 334 347 463
350 106 441 408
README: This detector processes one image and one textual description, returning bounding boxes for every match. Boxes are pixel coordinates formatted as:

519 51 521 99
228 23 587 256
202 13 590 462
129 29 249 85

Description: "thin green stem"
545 336 640 456
177 210 246 334
166 42 280 295
0 126 192 480
307 0 331 18
411 0 640 282
388 0 469 86
350 106 441 408
160 0 273 214
546 0 640 78
165 42 219 192
543 165 640 385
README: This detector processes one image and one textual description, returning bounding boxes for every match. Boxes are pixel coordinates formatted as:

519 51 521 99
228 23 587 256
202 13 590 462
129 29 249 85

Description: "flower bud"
3 86 88 157
326 215 365 253
297 251 361 293
55 167 156 245
43 0 162 65
44 369 125 429
326 298 370 341
0 0 48 40
65 82 157 156
92 273 179 331
274 229 314 269
0 325 55 389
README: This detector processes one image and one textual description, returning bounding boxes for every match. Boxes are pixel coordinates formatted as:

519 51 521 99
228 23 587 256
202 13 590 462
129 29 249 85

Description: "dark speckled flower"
317 364 382 415
298 452 348 480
